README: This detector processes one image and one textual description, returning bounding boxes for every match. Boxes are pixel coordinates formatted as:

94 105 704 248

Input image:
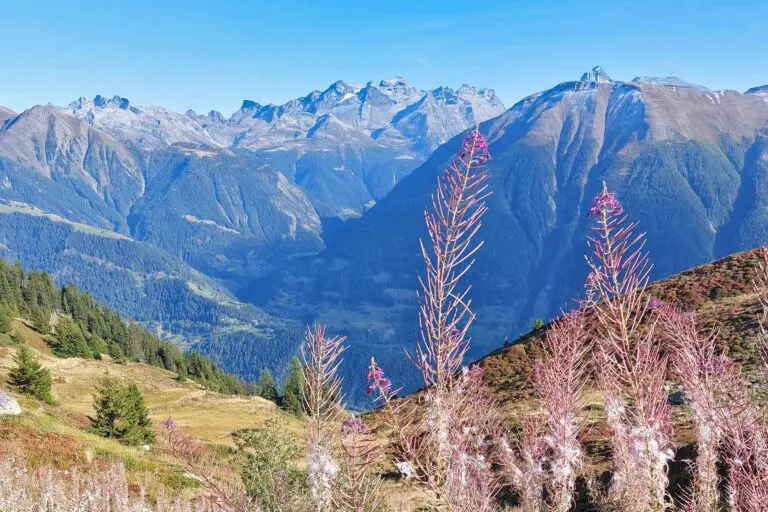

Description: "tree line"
0 257 249 395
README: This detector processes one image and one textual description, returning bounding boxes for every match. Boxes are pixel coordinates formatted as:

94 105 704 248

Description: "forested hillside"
0 257 250 395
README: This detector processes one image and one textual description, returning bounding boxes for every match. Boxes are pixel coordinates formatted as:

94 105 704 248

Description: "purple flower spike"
366 359 392 396
587 189 624 219
340 417 370 440
648 298 661 310
162 416 177 432
456 130 490 167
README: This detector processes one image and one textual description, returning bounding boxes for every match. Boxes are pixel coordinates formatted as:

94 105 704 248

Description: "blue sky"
1 0 765 115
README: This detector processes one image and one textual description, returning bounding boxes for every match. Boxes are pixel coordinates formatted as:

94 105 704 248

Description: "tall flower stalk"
302 325 345 511
585 183 673 511
531 310 589 511
370 129 500 511
659 305 726 511
497 413 548 512
333 417 385 512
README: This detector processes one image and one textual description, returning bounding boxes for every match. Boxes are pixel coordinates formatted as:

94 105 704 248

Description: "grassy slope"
471 247 767 483
0 319 305 497
478 248 766 413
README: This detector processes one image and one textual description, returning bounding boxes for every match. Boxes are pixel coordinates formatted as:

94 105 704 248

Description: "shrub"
8 343 55 404
232 419 308 511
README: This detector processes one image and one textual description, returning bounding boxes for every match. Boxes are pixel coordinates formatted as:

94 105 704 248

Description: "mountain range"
241 67 768 399
1 68 767 400
0 77 504 383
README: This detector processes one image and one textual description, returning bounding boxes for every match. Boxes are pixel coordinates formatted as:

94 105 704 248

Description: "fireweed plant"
582 184 674 512
366 129 503 511
529 309 590 512
659 303 767 511
301 324 386 512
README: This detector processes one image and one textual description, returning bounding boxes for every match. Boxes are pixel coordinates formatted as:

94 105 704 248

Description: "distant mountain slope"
249 67 768 401
0 204 298 377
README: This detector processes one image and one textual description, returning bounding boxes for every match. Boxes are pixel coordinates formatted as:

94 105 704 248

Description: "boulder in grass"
0 391 21 416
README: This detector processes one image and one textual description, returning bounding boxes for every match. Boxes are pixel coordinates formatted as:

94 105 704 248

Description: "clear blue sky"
1 0 765 115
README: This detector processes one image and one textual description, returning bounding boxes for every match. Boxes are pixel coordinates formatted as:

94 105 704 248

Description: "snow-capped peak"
54 77 505 153
69 95 136 113
580 66 612 83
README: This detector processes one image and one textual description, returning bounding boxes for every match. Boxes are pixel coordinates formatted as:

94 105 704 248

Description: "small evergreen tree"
281 356 304 416
120 384 155 446
532 318 545 332
8 344 54 404
257 369 278 402
92 375 154 445
176 363 188 383
108 343 127 364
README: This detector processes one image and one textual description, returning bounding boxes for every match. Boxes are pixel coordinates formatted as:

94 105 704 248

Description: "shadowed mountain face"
247 68 768 401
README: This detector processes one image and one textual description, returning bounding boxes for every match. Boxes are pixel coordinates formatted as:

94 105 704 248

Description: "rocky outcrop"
0 391 21 416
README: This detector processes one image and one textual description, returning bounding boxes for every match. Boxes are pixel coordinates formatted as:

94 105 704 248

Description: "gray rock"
0 391 21 416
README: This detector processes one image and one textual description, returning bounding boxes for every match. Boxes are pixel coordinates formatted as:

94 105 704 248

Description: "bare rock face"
0 391 21 416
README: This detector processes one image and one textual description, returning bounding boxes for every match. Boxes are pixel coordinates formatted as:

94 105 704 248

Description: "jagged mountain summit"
580 65 613 83
62 77 505 218
64 78 505 154
250 66 768 402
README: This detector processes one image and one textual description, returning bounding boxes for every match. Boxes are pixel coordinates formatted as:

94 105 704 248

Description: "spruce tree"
92 375 154 445
257 369 278 402
8 344 54 404
120 384 155 445
281 356 304 416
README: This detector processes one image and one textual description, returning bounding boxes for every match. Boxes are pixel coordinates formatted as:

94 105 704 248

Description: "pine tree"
257 369 278 402
92 375 154 445
281 356 304 416
8 344 54 404
120 384 155 445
